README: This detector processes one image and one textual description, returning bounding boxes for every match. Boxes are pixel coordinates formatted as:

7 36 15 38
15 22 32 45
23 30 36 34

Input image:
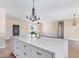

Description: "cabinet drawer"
30 46 54 58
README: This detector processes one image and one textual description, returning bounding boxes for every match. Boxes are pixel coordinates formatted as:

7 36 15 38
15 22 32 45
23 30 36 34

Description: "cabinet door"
15 40 23 57
11 39 25 57
19 42 33 58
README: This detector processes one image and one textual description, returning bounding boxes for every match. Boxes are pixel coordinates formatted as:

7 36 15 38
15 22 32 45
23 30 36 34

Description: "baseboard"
5 38 11 39
0 45 6 49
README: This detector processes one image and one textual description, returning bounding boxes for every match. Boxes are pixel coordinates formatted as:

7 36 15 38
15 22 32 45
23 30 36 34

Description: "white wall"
36 23 41 34
64 19 79 41
40 21 58 37
0 8 6 36
0 8 6 48
6 17 27 39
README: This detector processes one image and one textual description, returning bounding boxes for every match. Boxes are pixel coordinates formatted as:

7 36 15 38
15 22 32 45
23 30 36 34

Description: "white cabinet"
11 38 54 58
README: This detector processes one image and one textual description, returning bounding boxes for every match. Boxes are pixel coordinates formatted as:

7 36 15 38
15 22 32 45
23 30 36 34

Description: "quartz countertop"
12 36 68 58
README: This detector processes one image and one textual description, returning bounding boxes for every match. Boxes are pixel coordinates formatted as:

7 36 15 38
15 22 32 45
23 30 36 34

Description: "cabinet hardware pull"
36 52 42 55
24 53 27 55
24 45 26 47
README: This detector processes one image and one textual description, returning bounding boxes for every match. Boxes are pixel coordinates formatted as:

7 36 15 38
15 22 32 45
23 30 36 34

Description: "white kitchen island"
11 36 68 58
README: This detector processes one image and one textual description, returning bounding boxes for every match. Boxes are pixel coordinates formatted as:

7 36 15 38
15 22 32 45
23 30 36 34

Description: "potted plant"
31 31 37 38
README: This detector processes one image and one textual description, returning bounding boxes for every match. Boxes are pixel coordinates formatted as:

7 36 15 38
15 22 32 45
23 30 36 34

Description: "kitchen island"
11 36 68 58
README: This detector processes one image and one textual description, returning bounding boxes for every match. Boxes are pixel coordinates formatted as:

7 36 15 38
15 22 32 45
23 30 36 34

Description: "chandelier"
26 0 40 22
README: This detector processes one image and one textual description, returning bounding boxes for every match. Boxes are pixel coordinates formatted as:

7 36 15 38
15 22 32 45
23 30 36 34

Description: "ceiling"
0 0 79 21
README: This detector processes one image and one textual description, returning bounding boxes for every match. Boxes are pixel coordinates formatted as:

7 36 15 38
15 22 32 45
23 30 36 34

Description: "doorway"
58 21 64 39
